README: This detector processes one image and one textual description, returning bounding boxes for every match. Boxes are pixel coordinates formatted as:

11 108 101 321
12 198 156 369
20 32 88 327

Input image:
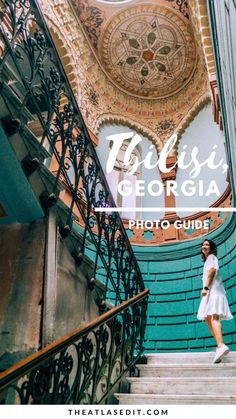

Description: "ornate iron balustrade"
0 0 144 303
0 290 148 404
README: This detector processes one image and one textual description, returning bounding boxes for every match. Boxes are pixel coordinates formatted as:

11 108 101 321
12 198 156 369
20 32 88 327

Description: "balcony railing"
0 0 145 304
0 290 148 404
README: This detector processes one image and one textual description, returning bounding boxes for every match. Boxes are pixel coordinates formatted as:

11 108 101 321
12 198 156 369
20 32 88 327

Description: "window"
107 140 141 219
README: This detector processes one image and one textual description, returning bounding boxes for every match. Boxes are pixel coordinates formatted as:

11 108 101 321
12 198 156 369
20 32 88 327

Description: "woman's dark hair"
201 239 217 261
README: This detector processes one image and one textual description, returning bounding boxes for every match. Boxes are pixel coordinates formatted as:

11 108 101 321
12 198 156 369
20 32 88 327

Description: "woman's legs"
210 314 224 347
205 315 224 346
205 316 215 340
205 315 229 362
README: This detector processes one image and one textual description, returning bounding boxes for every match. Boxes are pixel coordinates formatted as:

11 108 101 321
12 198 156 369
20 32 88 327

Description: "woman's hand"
201 289 209 297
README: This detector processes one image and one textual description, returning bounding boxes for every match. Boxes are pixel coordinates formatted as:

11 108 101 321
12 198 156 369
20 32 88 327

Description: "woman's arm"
201 267 216 296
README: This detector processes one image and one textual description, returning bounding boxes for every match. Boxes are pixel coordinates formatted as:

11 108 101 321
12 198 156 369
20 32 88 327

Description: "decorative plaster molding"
39 0 211 152
188 0 216 77
175 92 212 140
93 113 163 151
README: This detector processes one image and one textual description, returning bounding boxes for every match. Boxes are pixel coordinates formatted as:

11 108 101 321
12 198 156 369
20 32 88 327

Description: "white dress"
197 254 233 320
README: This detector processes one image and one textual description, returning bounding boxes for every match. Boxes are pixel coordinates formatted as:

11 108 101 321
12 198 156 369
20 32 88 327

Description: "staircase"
115 352 236 404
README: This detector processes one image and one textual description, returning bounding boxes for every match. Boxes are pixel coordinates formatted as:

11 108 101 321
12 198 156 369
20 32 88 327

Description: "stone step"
116 353 236 405
2 121 64 208
115 393 236 405
0 81 59 208
146 351 236 364
127 377 236 396
137 363 236 378
8 125 50 163
0 79 33 124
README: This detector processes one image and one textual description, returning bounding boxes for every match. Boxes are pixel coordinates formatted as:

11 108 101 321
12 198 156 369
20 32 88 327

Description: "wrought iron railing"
0 290 148 404
0 0 145 303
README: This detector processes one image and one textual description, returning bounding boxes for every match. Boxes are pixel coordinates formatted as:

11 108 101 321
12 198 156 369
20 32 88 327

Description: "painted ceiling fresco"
66 0 210 143
71 1 195 99
101 4 196 99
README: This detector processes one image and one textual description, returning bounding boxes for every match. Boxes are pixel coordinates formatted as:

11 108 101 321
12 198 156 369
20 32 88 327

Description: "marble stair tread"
146 352 236 364
116 353 236 405
127 377 236 395
137 363 236 377
115 393 236 405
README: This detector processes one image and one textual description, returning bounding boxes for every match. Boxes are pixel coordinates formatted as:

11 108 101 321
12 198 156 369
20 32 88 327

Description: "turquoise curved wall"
74 215 236 352
133 215 236 353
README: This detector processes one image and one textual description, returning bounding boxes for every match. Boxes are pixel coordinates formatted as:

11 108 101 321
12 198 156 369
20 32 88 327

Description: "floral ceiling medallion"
99 4 197 99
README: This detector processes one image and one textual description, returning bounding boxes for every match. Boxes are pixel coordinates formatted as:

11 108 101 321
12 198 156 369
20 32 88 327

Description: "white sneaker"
213 344 229 363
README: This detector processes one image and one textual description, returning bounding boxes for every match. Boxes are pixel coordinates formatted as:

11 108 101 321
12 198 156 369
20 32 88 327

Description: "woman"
197 239 233 363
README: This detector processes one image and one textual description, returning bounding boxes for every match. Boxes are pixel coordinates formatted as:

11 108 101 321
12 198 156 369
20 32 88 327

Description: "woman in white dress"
197 239 233 363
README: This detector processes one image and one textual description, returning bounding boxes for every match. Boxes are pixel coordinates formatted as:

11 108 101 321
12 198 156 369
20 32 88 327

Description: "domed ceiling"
70 0 196 99
68 0 210 144
100 4 196 99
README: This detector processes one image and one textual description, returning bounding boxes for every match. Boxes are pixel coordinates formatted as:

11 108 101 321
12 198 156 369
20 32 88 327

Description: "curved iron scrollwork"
0 0 145 303
0 292 148 404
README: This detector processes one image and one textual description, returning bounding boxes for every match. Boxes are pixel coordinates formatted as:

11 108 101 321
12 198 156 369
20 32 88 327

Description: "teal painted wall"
75 215 236 353
133 215 236 352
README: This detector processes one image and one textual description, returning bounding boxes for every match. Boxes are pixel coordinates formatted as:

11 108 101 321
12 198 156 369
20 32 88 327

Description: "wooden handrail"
0 289 149 389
